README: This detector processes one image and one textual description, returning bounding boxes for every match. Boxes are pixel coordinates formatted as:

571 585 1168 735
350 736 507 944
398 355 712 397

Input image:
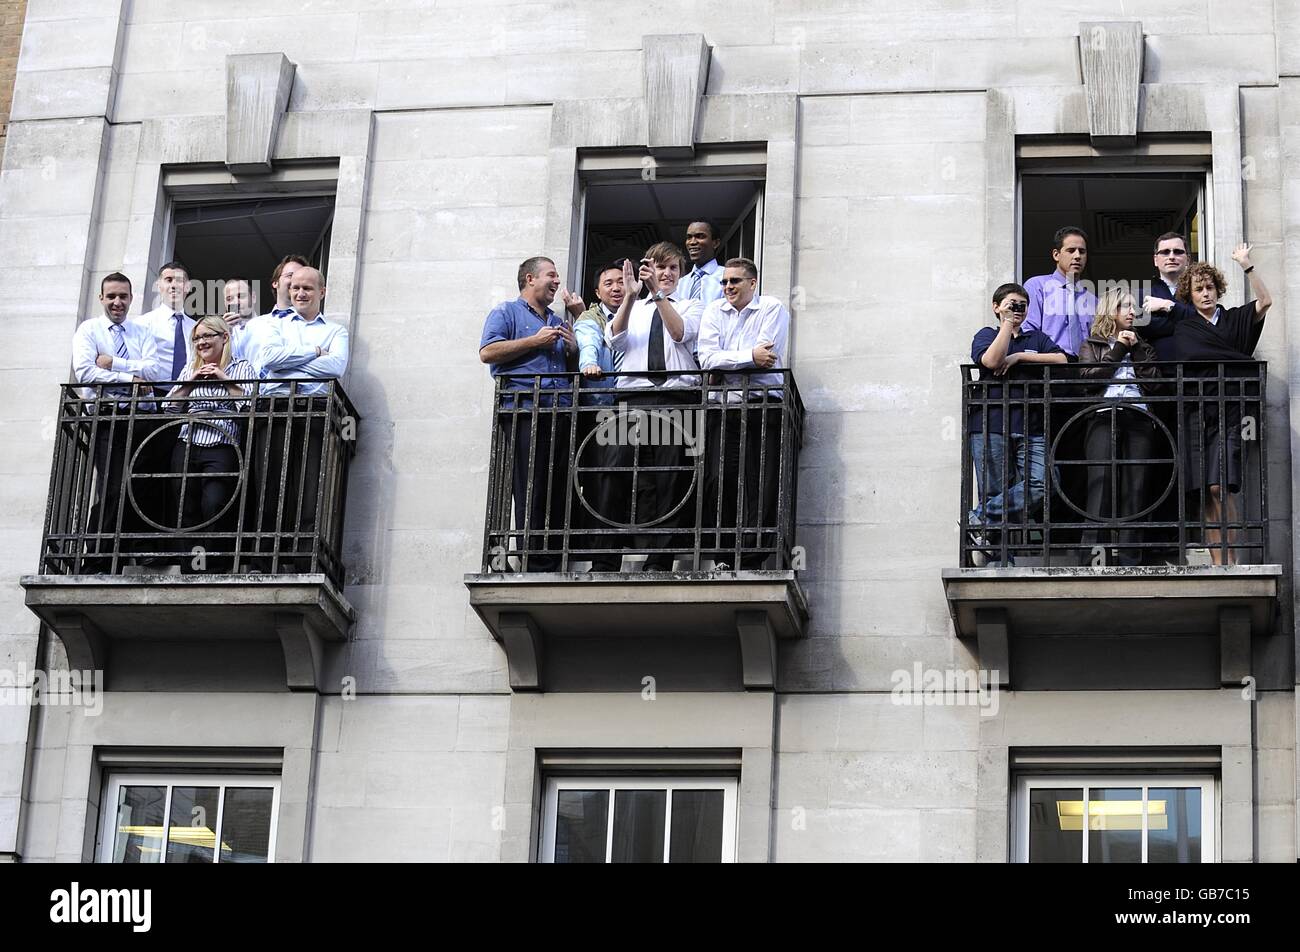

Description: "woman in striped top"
164 316 255 565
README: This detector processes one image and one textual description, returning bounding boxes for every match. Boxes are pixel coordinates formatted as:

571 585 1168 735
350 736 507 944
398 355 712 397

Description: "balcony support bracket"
276 611 328 692
736 610 776 690
47 610 109 674
498 611 545 691
974 607 1011 689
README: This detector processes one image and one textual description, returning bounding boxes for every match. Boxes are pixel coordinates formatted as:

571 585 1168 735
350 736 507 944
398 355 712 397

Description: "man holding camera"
967 283 1069 561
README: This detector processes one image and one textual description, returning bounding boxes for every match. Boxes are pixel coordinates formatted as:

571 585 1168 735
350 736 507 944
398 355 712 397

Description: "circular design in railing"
1048 402 1178 522
125 417 247 532
570 408 701 530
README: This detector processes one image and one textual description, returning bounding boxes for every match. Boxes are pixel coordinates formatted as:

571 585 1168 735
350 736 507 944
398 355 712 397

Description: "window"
98 774 280 864
161 164 339 314
1015 776 1215 863
541 777 737 863
576 149 765 298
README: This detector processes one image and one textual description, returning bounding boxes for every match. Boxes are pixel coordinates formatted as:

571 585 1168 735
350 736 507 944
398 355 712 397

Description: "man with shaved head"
250 264 350 571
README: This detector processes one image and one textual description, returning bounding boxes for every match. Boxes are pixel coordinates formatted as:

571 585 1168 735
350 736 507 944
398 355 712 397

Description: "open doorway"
170 194 335 315
580 177 763 299
1019 170 1207 285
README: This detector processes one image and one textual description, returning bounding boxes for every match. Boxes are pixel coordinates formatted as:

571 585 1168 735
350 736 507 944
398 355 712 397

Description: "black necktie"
647 304 666 382
170 313 186 380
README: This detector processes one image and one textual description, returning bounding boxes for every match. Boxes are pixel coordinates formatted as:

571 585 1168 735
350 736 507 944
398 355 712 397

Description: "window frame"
1014 162 1214 283
97 772 281 864
1014 774 1217 863
540 775 739 863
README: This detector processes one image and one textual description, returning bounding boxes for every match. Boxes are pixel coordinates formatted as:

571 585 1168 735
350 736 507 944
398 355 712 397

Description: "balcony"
464 371 808 691
20 381 359 691
941 361 1281 688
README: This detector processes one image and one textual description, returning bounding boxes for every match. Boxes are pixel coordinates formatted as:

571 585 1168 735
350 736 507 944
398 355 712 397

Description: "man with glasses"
1138 232 1192 360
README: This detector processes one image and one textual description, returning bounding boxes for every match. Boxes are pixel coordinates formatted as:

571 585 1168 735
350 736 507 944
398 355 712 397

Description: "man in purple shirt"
1022 226 1096 356
479 256 578 571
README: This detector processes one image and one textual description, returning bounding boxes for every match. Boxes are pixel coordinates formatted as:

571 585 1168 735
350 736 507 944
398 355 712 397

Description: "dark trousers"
252 396 326 569
704 404 783 568
573 403 625 571
129 414 176 559
504 407 571 571
619 391 695 569
169 441 239 571
1080 410 1154 566
87 414 132 563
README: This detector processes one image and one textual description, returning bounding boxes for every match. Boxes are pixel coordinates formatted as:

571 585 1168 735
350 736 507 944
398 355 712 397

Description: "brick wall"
0 0 27 161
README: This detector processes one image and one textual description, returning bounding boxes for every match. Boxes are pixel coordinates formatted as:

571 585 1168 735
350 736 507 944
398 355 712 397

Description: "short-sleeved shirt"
479 297 572 398
968 326 1066 435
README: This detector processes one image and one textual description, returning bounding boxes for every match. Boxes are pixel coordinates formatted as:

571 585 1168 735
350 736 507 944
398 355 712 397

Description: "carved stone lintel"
736 610 776 690
643 34 711 158
974 607 1010 690
498 612 544 691
1079 21 1144 146
226 52 297 174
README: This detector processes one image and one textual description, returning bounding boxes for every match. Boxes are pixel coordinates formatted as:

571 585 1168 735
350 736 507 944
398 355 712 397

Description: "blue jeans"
970 433 1046 526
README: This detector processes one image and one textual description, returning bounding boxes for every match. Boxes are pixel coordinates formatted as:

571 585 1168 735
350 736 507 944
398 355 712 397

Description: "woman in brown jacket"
1076 289 1161 565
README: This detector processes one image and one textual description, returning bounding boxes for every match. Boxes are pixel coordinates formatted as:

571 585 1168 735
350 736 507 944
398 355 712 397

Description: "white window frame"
575 159 767 293
540 776 738 863
1014 164 1213 282
1014 774 1217 863
97 772 281 864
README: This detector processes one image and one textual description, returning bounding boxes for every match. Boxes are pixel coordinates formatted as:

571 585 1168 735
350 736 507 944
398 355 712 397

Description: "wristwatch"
1243 265 1255 274
651 290 665 302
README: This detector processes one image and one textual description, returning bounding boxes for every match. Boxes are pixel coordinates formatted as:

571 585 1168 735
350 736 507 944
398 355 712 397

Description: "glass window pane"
554 790 609 864
1028 788 1083 862
612 789 666 863
669 789 724 863
165 786 220 864
218 787 275 863
1088 788 1142 863
1148 787 1202 863
111 785 167 863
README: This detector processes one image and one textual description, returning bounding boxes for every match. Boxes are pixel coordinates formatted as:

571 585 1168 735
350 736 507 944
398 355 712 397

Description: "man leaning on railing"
967 283 1070 565
70 272 159 569
478 256 578 572
696 257 790 570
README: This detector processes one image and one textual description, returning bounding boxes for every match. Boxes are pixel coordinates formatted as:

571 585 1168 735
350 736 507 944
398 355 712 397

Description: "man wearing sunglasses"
1138 231 1192 360
967 283 1069 564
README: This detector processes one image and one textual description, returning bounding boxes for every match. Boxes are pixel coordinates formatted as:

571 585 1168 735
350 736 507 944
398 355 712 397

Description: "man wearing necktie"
608 242 704 570
70 273 158 569
134 261 195 555
683 220 725 305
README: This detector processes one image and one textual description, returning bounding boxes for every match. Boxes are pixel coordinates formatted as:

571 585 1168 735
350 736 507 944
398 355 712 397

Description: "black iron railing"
40 380 358 586
959 361 1267 567
480 370 804 572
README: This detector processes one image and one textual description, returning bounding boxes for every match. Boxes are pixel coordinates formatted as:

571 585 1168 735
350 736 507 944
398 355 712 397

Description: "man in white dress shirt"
222 278 258 361
696 257 791 569
249 267 349 571
608 241 703 570
681 220 724 305
70 273 158 568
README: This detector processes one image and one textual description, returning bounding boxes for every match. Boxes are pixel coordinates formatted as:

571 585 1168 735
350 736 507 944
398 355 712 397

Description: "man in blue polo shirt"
480 256 578 571
968 282 1069 561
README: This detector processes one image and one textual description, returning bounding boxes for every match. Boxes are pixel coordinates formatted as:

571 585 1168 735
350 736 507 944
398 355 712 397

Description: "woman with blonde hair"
1076 288 1160 565
164 315 255 569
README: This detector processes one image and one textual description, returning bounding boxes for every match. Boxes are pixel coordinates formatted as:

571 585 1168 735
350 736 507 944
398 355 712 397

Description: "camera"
1006 300 1027 313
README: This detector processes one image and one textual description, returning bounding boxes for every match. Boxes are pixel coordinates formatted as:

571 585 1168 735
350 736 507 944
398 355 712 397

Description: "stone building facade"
0 1 1296 862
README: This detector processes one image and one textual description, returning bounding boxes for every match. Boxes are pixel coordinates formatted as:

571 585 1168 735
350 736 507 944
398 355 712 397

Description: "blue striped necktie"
689 269 703 300
110 323 128 358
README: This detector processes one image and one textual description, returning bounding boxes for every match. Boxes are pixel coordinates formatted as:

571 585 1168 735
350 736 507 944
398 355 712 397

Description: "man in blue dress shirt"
681 221 724 305
1022 226 1096 357
480 256 578 571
